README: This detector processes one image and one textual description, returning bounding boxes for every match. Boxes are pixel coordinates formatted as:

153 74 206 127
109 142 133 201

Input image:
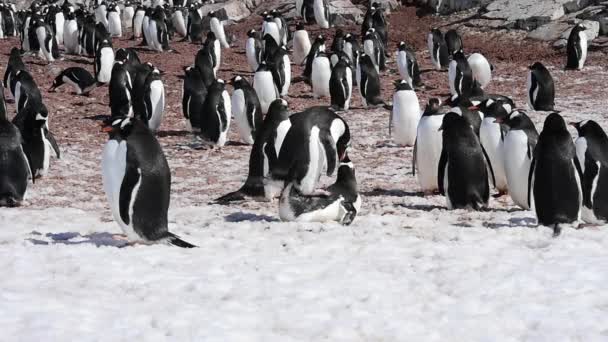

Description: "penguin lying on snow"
101 116 196 248
279 156 361 225
49 67 96 95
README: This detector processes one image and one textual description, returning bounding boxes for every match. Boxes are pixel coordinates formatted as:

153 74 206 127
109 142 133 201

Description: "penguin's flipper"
437 148 447 195
46 130 61 159
341 76 349 105
217 97 228 132
20 145 34 182
528 156 536 209
320 131 337 176
481 144 495 188
119 163 140 226
165 232 197 248
412 138 417 176
528 73 538 107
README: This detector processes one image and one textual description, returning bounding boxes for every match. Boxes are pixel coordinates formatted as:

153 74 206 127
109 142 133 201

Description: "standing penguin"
311 52 332 99
94 38 114 84
414 98 444 194
101 116 195 247
329 57 353 111
63 11 79 54
390 80 421 147
109 61 134 118
396 41 421 88
0 86 31 207
427 28 449 70
182 66 207 132
529 113 582 236
95 3 109 29
356 53 384 107
343 33 359 85
303 35 326 83
3 47 26 92
13 70 42 114
444 29 463 57
313 0 331 29
132 5 145 38
261 15 280 46
230 75 262 145
142 68 165 131
527 62 555 111
254 62 280 114
34 19 56 62
171 6 187 37
122 1 135 29
566 23 588 70
331 29 345 53
208 11 229 48
107 3 122 37
571 120 608 223
448 51 473 97
499 110 538 210
49 67 96 95
438 112 492 210
479 98 511 195
468 53 492 89
271 9 288 46
270 46 291 97
204 31 221 75
296 0 315 23
293 23 311 65
245 29 263 72
198 80 231 146
363 28 385 72
148 6 170 52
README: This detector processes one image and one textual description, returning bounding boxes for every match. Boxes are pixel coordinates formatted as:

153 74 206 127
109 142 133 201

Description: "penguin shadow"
289 94 314 99
363 188 425 198
224 212 279 223
156 130 190 138
482 217 537 229
225 140 251 147
84 114 109 121
396 203 445 211
27 231 130 248
66 57 93 65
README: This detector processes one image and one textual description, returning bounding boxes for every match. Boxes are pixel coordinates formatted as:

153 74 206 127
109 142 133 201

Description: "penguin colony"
0 0 603 246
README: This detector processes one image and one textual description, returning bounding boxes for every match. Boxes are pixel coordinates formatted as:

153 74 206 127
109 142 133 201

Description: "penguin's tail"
165 233 197 248
553 223 562 238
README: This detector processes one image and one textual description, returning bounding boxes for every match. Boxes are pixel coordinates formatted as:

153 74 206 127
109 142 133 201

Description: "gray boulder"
483 0 572 30
331 0 365 26
553 19 599 47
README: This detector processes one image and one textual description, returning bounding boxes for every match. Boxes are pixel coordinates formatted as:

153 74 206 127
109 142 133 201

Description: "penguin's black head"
247 29 257 38
260 10 268 18
394 79 413 91
543 112 567 133
208 10 216 18
34 109 49 128
573 23 587 32
264 14 273 22
101 116 136 137
49 74 64 92
206 31 216 41
438 112 467 132
334 29 344 38
336 157 357 187
271 9 281 18
296 22 304 31
398 41 407 51
500 110 534 131
315 35 325 44
267 99 289 120
529 62 545 71
431 28 442 37
424 98 442 115
569 120 605 139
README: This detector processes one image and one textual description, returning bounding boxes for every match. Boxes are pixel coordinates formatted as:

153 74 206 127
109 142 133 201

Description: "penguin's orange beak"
468 106 479 111
494 117 503 124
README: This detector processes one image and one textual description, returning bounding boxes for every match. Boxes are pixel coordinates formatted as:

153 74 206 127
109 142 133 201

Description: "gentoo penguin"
363 28 385 72
107 3 122 37
269 46 291 97
329 57 353 111
262 34 280 63
49 4 65 46
371 2 389 53
79 16 97 57
279 157 361 225
142 68 165 131
13 70 42 114
253 62 279 114
448 98 483 137
148 6 170 52
0 87 31 207
529 113 582 236
444 29 463 57
3 47 26 92
414 98 445 194
270 9 288 46
171 6 187 37
34 19 56 62
94 38 114 84
293 23 311 65
182 66 207 132
186 4 203 43
261 14 280 46
109 61 134 117
195 38 219 78
303 35 326 83
204 31 221 75
478 98 512 195
448 51 474 98
390 80 421 147
468 53 492 89
95 3 109 29
296 0 315 24
246 29 263 72
132 5 145 38
357 53 384 107
331 29 345 53
311 52 332 99
122 1 135 29
208 11 229 48
428 28 449 70
267 107 350 198
527 62 555 111
101 116 195 247
566 23 588 70
438 112 492 210
63 11 79 54
313 0 331 29
343 33 360 85
199 79 231 146
572 120 608 223
498 110 538 210
12 103 60 179
230 75 262 145
396 41 421 88
115 48 141 66
49 67 96 95
216 99 291 202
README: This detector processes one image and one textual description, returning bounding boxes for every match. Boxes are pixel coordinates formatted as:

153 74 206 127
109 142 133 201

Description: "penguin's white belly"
231 89 254 144
468 53 491 89
298 126 323 195
363 39 375 63
392 90 421 147
444 162 452 209
263 24 280 46
344 68 353 110
211 18 229 48
448 60 458 96
36 27 53 61
416 115 444 191
142 17 150 44
219 90 232 146
148 81 165 131
253 71 278 114
40 128 52 176
356 63 362 99
313 0 330 28
311 58 331 98
133 14 144 37
108 12 122 37
213 40 221 73
578 31 588 69
64 21 79 54
14 82 22 109
23 18 31 51
98 48 114 83
172 12 186 37
55 15 65 45
246 39 259 72
96 7 108 28
480 118 507 191
575 137 587 174
397 51 412 86
293 32 311 65
527 72 538 110
123 8 134 29
148 20 161 51
503 130 532 209
281 54 291 96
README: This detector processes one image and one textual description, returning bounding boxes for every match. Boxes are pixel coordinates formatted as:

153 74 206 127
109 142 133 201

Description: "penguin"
270 9 288 46
329 57 352 111
262 33 280 63
94 38 114 84
527 62 555 111
49 67 96 95
267 107 350 198
413 98 445 194
115 47 141 66
279 157 360 225
109 61 134 118
371 2 389 53
396 41 421 88
195 37 219 78
361 3 375 40
478 98 512 195
427 28 449 70
128 62 155 120
3 47 26 93
171 6 187 37
343 33 360 85
141 7 152 46
356 52 384 107
230 75 263 145
122 1 135 30
198 79 231 146
79 16 97 56
468 52 492 89
293 23 311 65
438 112 492 210
12 103 60 179
20 11 33 52
497 110 538 210
253 62 279 115
390 80 421 147
311 52 332 99
148 6 169 52
132 5 145 38
303 35 326 83
448 100 483 137
0 86 31 207
101 116 195 247
448 51 473 97
142 68 165 132
313 0 331 29
329 51 350 68
204 31 221 75
331 28 345 53
566 23 588 70
13 70 42 114
49 4 65 46
444 29 463 57
363 28 385 72
186 4 203 43
208 10 229 48
245 29 263 72
34 18 56 62
261 14 280 46
182 66 207 132
529 113 582 237
107 3 122 37
269 46 291 97
296 0 315 24
571 120 608 223
95 3 109 29
63 11 79 54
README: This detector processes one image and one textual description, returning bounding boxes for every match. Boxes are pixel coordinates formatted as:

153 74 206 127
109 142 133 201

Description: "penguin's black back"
199 81 226 143
566 25 584 70
529 63 555 111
